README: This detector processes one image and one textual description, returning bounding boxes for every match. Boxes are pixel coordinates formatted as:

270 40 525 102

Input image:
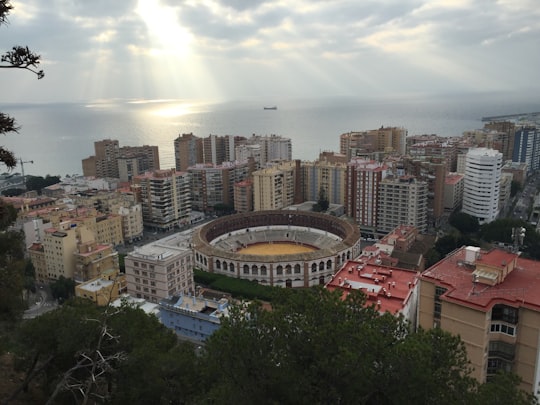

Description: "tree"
312 187 329 212
25 175 61 194
0 0 44 171
7 299 201 404
201 288 473 404
511 180 522 197
49 276 76 303
449 211 480 234
0 230 26 322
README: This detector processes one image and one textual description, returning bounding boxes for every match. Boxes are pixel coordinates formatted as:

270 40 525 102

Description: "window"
433 286 447 323
490 323 516 337
491 304 518 324
487 358 512 375
488 341 515 360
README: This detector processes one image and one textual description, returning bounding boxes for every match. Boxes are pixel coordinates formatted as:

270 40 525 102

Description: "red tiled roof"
420 246 540 311
445 173 464 185
326 260 417 315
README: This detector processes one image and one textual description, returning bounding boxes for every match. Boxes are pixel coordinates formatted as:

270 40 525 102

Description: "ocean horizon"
2 92 540 177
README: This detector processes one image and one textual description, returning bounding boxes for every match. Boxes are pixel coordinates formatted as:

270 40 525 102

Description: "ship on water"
263 106 277 110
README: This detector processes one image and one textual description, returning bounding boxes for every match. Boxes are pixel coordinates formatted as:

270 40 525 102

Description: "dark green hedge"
194 268 278 301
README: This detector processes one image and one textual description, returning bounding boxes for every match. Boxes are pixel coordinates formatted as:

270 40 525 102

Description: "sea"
2 91 540 178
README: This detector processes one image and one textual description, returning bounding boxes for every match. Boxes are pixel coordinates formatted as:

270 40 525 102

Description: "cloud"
0 0 539 102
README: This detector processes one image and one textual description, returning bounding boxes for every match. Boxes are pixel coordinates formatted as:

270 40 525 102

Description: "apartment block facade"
252 162 297 211
462 147 502 224
513 126 540 173
82 140 160 179
302 159 347 206
28 222 95 281
133 169 191 231
444 173 464 212
188 161 249 212
419 246 540 399
233 179 253 213
124 233 194 303
73 240 119 283
346 158 388 234
377 175 428 234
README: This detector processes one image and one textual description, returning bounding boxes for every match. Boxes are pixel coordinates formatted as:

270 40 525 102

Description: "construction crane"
19 158 34 189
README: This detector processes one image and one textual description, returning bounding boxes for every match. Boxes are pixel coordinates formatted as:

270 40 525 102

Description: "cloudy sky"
1 0 539 103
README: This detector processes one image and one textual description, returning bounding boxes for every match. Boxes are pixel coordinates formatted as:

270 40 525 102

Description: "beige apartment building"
253 162 299 211
377 175 428 234
73 240 119 283
28 222 95 281
419 246 540 400
124 233 194 303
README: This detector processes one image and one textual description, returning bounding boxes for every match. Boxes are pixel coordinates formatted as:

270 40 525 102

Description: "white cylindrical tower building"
462 148 502 224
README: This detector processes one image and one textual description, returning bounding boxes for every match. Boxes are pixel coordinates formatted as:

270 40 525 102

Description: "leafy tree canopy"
201 288 477 404
25 175 61 194
449 211 480 234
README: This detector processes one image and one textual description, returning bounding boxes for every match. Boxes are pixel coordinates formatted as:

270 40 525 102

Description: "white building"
124 231 194 303
462 148 502 224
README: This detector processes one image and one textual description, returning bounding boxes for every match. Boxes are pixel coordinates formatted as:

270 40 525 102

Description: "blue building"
159 294 229 342
513 126 540 173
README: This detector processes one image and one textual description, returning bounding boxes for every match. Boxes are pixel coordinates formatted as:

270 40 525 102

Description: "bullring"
192 210 362 287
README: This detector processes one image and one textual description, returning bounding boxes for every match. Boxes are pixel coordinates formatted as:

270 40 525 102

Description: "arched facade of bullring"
192 211 362 288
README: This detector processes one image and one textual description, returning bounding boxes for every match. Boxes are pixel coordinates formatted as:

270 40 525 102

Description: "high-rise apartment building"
233 179 253 213
513 126 540 173
443 173 464 212
236 134 292 166
462 148 502 224
484 121 516 162
133 169 191 231
406 139 457 172
125 233 194 303
302 159 347 206
419 246 540 400
377 175 428 234
346 158 388 234
402 157 446 227
82 140 160 180
117 145 160 182
340 127 406 161
339 131 377 160
188 161 249 212
174 133 201 171
94 139 120 178
253 162 297 211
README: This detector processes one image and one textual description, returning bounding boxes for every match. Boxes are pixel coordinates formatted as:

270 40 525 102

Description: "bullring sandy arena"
237 242 318 255
192 210 362 288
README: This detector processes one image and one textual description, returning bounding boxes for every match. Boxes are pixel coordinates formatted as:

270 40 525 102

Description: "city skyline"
1 0 539 105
